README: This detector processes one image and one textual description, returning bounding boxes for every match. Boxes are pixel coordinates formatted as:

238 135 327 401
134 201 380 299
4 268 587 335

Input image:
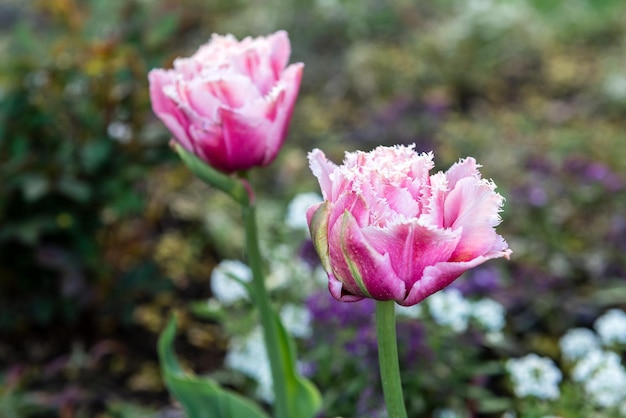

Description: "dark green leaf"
158 316 270 418
272 311 323 418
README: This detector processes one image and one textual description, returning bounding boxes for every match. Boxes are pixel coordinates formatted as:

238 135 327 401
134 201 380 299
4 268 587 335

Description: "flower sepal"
174 142 252 206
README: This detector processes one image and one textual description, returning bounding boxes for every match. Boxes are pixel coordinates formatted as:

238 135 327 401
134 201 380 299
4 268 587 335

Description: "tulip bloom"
149 31 303 173
307 145 511 306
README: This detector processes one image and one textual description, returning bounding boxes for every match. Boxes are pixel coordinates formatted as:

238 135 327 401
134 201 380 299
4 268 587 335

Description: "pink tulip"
148 31 304 173
307 145 511 306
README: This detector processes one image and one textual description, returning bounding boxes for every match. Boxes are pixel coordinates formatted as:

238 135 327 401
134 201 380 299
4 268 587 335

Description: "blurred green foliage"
0 0 176 332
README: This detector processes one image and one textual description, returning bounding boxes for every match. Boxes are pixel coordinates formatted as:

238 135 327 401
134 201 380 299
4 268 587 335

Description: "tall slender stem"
242 203 289 418
376 300 408 418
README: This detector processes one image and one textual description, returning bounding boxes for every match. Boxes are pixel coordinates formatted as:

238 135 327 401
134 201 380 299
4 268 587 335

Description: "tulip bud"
149 31 303 173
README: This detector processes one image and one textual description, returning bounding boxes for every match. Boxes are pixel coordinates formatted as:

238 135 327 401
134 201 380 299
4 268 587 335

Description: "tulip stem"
376 300 407 418
242 203 289 418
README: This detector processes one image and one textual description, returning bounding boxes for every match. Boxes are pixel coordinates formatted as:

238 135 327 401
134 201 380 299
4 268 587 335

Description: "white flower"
572 350 621 382
285 192 322 231
210 260 252 305
604 73 626 102
506 354 562 400
225 327 274 402
433 408 461 418
584 365 626 408
428 289 472 333
280 304 312 339
313 266 329 287
559 328 600 361
472 298 506 332
594 309 626 345
266 245 315 292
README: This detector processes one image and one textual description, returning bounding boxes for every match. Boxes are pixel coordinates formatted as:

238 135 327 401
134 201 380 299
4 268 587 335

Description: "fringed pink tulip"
149 31 303 173
307 145 511 306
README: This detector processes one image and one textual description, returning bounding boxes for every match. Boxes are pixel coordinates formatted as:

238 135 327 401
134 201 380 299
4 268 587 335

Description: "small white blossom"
107 121 133 143
506 354 562 400
604 73 626 102
225 327 274 402
266 245 313 292
210 260 251 305
472 298 506 332
313 266 329 287
253 358 274 403
584 365 626 408
572 350 621 382
428 289 472 333
280 304 312 339
559 328 600 361
433 408 461 418
594 309 626 345
285 192 322 231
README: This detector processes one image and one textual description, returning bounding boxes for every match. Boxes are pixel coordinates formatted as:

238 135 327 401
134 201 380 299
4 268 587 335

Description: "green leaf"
81 140 112 173
174 144 250 206
57 177 91 202
157 316 270 418
272 310 323 418
146 14 180 48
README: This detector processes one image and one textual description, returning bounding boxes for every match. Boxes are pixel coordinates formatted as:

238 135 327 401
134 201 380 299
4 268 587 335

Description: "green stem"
376 300 407 418
242 203 289 418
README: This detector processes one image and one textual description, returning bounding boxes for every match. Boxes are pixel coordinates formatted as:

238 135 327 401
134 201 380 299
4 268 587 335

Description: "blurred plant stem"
242 199 289 418
376 300 407 418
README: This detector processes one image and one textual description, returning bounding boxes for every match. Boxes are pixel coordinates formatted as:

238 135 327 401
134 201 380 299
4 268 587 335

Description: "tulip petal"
363 221 460 288
216 106 271 172
307 201 332 274
229 32 290 95
308 149 339 201
445 157 481 189
268 30 291 81
328 272 366 302
403 251 509 306
445 177 505 261
329 211 406 301
148 69 194 152
192 75 263 114
262 63 303 163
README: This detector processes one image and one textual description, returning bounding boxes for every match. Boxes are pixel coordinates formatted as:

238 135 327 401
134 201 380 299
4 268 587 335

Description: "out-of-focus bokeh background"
1 0 625 417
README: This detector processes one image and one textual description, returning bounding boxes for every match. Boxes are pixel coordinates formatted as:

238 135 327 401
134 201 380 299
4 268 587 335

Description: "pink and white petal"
444 177 506 260
148 69 194 151
444 157 482 189
188 121 231 171
327 192 369 231
362 221 460 288
420 172 448 228
231 47 276 95
217 106 272 171
190 75 262 113
308 149 339 201
328 273 366 302
261 63 304 164
382 185 421 219
330 212 406 301
402 252 506 306
268 30 291 79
